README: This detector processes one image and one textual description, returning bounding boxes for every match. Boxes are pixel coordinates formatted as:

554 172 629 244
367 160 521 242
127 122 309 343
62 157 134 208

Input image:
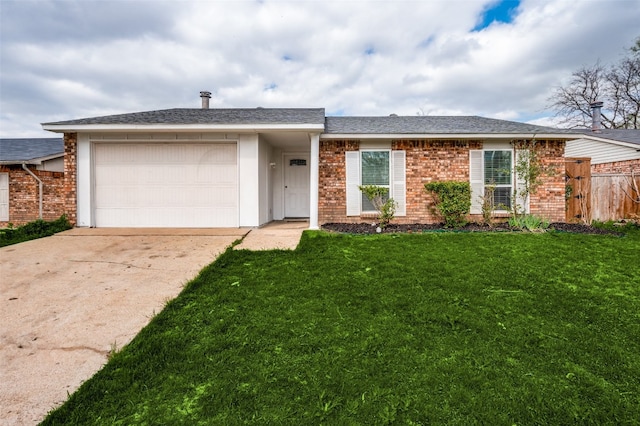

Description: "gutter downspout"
22 163 43 220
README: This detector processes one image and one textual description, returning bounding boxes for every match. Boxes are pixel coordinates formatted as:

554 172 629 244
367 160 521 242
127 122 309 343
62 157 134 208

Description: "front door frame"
283 152 311 218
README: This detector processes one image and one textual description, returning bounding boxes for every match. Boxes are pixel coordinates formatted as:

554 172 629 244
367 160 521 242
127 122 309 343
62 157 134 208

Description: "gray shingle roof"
324 116 576 135
583 129 640 146
0 138 64 163
43 108 326 126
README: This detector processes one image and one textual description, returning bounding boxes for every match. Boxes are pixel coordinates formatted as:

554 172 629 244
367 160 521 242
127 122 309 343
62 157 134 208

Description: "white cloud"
1 0 639 137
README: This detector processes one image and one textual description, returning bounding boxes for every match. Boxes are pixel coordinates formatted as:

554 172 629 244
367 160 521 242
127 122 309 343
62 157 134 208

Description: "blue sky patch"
418 35 436 48
282 55 292 61
364 47 375 55
264 82 277 91
473 0 520 31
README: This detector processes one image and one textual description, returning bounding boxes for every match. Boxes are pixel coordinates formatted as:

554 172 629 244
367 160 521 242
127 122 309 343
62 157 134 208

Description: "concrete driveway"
0 228 247 425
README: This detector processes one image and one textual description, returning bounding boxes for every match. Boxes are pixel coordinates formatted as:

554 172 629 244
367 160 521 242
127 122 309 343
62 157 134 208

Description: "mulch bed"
322 222 622 235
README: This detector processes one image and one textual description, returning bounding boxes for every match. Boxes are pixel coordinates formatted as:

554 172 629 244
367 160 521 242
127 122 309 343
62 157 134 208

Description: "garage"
93 143 238 227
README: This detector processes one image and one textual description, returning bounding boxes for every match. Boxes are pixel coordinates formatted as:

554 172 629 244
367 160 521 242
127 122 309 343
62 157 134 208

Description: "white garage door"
94 143 238 227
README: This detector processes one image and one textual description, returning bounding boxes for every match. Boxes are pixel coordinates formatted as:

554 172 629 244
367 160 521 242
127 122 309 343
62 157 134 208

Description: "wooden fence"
566 158 640 222
591 173 640 221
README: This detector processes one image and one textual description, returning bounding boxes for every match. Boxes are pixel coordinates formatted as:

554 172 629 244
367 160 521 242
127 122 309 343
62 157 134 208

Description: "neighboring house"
0 138 65 226
565 129 640 174
565 129 640 221
42 93 574 229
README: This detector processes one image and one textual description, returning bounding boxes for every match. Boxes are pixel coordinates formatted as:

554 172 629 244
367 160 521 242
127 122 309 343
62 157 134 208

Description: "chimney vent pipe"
590 101 603 131
200 91 211 109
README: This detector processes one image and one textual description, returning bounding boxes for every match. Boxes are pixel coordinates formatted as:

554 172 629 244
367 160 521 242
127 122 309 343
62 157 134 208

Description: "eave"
320 133 573 140
41 123 326 133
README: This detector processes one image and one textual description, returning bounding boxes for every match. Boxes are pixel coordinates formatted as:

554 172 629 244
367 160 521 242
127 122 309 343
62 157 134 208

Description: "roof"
41 107 583 138
578 129 640 146
0 138 64 164
324 115 576 136
42 108 326 129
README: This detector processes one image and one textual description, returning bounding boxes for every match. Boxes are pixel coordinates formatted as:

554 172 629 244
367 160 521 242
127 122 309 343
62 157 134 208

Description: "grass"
0 215 71 247
42 229 640 425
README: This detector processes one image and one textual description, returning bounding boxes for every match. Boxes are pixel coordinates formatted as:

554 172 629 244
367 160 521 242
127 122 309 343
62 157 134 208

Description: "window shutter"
345 151 360 216
469 150 483 214
514 149 530 213
0 173 8 221
391 150 406 216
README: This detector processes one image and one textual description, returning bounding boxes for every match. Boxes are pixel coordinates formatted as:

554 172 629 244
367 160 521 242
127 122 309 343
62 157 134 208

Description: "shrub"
358 185 396 228
424 181 471 228
0 215 72 247
508 214 550 232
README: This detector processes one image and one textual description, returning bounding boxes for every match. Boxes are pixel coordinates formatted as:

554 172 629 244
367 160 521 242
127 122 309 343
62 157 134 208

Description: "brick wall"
0 166 65 227
394 139 483 223
318 138 567 225
64 133 78 226
527 140 566 222
318 140 359 223
592 158 640 174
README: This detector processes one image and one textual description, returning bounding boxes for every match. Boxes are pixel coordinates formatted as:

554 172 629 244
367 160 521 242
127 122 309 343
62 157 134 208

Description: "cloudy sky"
1 0 639 138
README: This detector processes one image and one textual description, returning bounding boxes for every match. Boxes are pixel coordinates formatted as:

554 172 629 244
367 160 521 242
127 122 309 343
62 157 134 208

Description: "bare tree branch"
548 38 640 129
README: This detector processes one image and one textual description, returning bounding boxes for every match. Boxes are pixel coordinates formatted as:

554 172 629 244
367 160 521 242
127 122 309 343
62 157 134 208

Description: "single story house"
42 93 575 229
565 129 640 221
0 138 65 226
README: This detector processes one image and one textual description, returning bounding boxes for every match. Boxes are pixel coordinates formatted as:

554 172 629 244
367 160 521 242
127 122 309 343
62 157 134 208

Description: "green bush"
0 215 72 247
424 181 471 228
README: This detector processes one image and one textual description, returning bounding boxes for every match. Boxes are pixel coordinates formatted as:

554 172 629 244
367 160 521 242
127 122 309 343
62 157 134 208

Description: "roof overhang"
41 123 326 133
320 133 573 140
0 152 64 166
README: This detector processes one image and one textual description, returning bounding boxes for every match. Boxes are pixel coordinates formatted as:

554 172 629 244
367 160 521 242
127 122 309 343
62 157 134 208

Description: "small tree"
479 183 497 227
509 140 555 231
511 139 550 219
424 181 471 228
358 185 397 228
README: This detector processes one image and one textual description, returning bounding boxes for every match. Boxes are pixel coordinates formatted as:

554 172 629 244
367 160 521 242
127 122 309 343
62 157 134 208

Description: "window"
470 148 525 215
484 150 512 209
345 150 406 217
361 151 389 212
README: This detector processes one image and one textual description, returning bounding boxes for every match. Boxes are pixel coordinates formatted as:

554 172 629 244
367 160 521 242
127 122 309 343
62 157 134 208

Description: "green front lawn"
43 230 640 425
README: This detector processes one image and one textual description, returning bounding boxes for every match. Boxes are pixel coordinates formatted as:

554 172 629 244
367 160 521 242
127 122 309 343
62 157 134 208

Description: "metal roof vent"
590 101 603 132
200 91 211 109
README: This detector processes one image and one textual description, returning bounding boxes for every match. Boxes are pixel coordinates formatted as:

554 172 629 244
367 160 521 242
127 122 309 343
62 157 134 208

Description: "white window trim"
346 150 406 217
485 149 513 213
360 149 391 214
470 148 529 215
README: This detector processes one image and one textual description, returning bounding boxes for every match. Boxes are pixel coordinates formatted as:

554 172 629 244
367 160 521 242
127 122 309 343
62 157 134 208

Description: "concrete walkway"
235 220 308 250
0 222 306 425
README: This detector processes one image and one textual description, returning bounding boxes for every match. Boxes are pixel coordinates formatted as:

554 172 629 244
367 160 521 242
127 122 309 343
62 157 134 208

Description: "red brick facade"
0 166 65 227
318 138 567 225
63 133 78 226
591 158 640 174
527 140 566 222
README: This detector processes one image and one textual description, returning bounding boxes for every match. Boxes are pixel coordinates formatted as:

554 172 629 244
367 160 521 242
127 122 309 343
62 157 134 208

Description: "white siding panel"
0 173 8 221
565 139 640 164
94 143 238 227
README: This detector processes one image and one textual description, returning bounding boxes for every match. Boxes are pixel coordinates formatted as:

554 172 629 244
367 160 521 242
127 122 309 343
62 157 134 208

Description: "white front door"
284 154 310 218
